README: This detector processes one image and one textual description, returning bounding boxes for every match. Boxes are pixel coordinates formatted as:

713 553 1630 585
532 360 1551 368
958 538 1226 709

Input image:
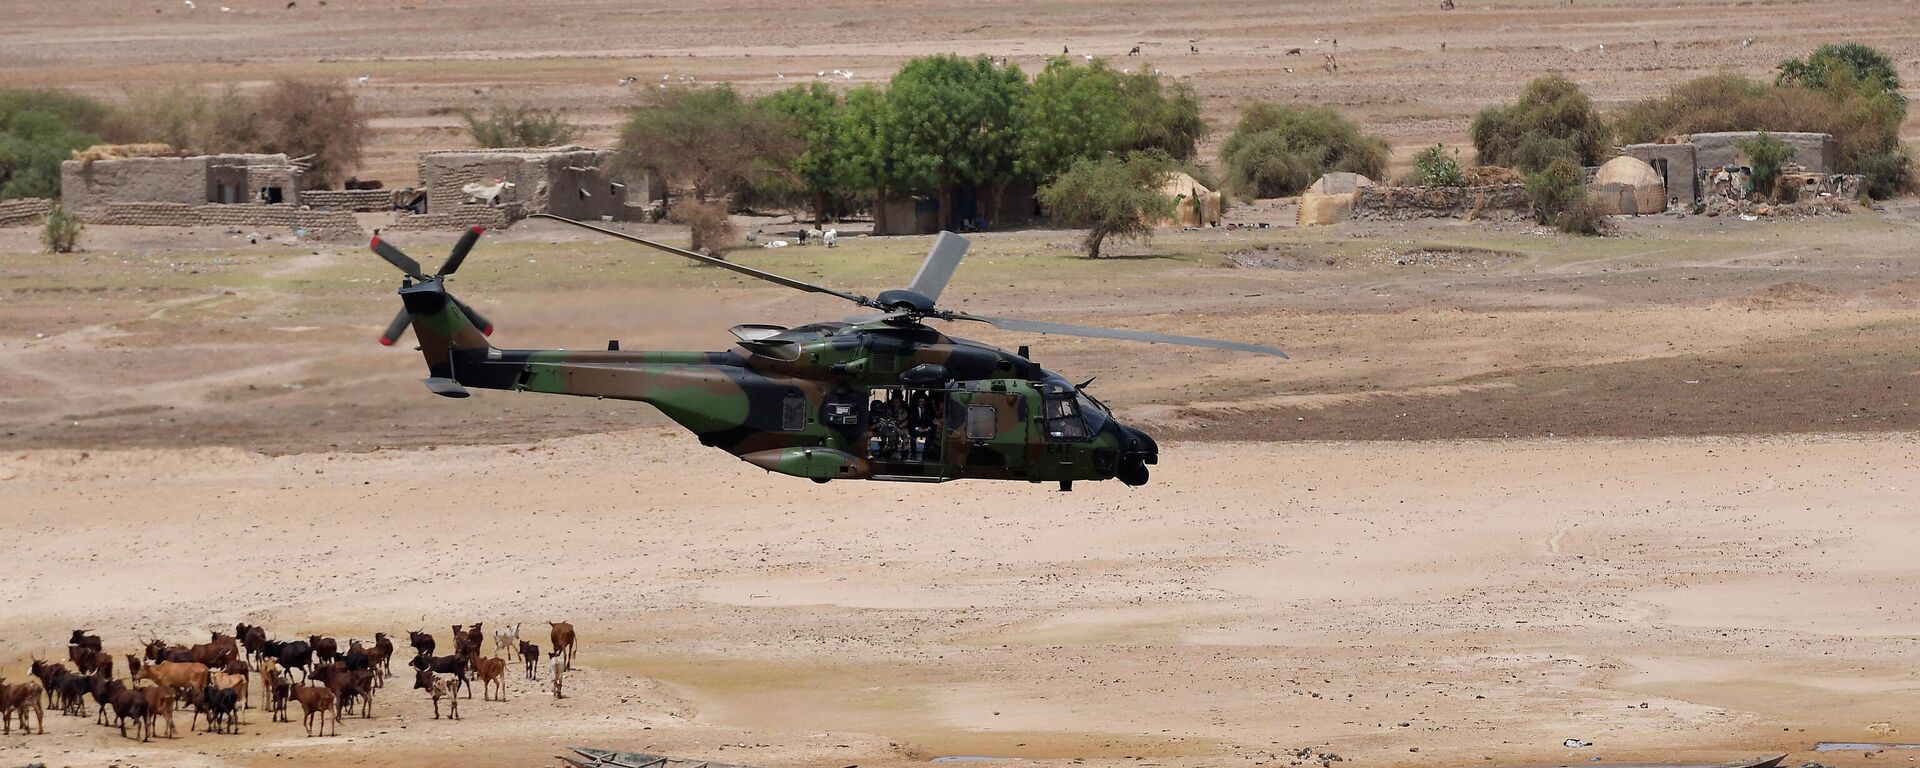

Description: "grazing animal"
29 659 65 709
268 672 292 722
69 628 102 653
89 673 122 725
407 629 435 657
1128 45 1142 56
493 623 521 657
325 669 378 719
107 687 149 740
288 684 336 736
410 653 471 699
125 653 142 677
220 659 252 708
191 679 241 734
472 655 508 701
137 682 178 739
415 670 459 720
548 621 577 671
135 661 211 703
371 633 395 677
519 640 541 680
310 635 340 665
549 649 566 699
240 624 269 661
55 668 91 716
1285 47 1302 55
1 678 46 735
455 623 485 660
275 640 314 682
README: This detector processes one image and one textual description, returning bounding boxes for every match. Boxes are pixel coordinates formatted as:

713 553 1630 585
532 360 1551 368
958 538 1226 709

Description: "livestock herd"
1 621 579 741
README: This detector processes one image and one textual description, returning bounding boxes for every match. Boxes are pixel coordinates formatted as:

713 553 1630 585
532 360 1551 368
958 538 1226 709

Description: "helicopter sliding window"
1042 391 1090 440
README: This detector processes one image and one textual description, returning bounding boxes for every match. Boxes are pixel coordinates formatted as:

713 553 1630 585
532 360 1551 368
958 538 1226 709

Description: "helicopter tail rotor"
371 227 497 346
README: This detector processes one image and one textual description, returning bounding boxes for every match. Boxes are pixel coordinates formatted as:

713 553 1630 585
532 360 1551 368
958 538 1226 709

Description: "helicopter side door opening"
865 387 948 471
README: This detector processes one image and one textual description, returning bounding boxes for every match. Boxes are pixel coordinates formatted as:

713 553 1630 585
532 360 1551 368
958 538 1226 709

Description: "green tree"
255 79 371 189
1737 132 1796 199
1217 102 1388 198
0 89 117 199
1117 68 1205 161
1524 157 1586 226
1778 43 1904 102
1471 74 1611 172
757 82 879 224
1016 57 1129 182
878 54 1027 226
615 84 798 251
462 102 581 148
1412 144 1466 187
1038 151 1176 259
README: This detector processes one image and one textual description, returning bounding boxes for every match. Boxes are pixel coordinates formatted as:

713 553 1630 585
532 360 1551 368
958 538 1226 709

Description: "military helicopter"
372 214 1285 490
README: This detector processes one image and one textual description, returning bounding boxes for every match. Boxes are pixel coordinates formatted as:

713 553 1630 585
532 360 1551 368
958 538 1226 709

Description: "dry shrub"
255 79 370 189
42 204 83 253
115 83 260 155
668 198 735 254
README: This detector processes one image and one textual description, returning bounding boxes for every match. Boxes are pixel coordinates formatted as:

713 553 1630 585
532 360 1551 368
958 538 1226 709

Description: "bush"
1778 43 1904 102
1412 144 1466 187
1218 102 1387 198
1737 132 1796 199
42 204 83 253
1037 150 1177 259
1471 74 1610 172
1554 196 1610 236
1524 158 1585 226
462 103 580 148
668 197 735 255
255 79 371 189
0 89 119 199
1613 62 1911 197
115 83 259 154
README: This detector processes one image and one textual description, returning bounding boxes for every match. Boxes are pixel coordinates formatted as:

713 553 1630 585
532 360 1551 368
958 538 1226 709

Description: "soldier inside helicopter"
866 387 945 463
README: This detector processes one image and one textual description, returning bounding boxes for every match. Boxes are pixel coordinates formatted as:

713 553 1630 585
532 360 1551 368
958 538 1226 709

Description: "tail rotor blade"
371 237 425 279
451 297 494 336
378 308 411 347
438 226 484 277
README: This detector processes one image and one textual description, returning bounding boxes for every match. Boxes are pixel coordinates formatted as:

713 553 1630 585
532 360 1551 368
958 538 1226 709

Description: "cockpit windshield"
1040 376 1106 440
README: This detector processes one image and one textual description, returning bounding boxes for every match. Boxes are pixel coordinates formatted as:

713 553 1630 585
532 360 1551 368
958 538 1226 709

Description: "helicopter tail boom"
397 279 493 396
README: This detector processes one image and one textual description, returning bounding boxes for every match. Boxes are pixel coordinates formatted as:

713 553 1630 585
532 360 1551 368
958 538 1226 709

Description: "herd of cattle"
0 621 579 740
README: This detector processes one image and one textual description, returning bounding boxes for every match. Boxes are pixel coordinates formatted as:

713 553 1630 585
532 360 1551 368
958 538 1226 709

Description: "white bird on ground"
184 0 195 8
356 75 370 85
1742 37 1754 47
816 70 826 77
618 76 637 85
775 73 785 79
220 5 231 10
840 70 853 79
661 74 670 80
1082 54 1093 61
1597 43 1606 52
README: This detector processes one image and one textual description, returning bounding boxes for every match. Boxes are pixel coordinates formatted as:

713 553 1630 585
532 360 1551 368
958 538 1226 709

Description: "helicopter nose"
1115 424 1157 486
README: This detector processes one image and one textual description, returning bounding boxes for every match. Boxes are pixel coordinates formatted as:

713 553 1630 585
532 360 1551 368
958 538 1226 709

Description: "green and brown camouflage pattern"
397 278 1157 487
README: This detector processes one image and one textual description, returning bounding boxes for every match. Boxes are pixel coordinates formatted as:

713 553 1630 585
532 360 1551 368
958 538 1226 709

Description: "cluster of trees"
615 54 1207 249
1473 44 1912 198
0 79 373 198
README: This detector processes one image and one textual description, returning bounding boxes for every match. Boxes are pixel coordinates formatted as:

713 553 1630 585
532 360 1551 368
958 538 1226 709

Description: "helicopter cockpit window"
1042 392 1090 440
780 392 808 432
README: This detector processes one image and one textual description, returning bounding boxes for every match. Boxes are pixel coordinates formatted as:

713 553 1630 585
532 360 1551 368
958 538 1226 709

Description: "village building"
1622 131 1836 203
408 147 657 227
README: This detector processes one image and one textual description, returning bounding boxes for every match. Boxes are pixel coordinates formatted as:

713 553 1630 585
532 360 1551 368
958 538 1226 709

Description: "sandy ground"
1 208 1918 767
5 1 1920 766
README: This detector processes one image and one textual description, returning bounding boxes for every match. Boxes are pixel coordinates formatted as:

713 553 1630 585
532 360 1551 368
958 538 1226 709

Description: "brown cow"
288 684 336 736
135 661 211 702
472 655 508 701
324 669 378 719
547 621 576 671
107 686 148 741
372 632 396 677
221 659 252 709
1 678 45 735
28 659 65 709
137 682 178 739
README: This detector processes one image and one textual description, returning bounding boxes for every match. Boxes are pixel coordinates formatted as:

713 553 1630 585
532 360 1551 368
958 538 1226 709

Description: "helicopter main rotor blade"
370 237 426 279
438 225 485 277
378 308 411 347
945 311 1288 358
530 213 876 309
906 231 969 304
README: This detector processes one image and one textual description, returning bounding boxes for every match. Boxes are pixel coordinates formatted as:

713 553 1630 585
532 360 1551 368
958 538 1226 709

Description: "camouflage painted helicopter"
373 214 1285 489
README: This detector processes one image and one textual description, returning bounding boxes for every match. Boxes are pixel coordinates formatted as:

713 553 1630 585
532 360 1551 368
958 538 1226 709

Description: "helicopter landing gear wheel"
811 477 831 484
1118 460 1150 487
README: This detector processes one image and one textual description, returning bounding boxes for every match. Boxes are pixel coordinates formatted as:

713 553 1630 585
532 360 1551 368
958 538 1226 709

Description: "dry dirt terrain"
5 1 1920 768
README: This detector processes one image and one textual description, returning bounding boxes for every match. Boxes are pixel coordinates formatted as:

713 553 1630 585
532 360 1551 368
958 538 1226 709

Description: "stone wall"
1621 143 1700 202
302 189 393 212
417 147 638 222
82 202 363 240
384 205 517 232
1351 184 1530 221
61 156 208 211
0 198 54 227
1690 132 1836 174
